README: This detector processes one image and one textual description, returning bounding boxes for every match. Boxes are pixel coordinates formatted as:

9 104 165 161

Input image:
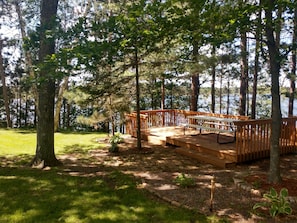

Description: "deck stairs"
166 136 236 168
144 127 237 168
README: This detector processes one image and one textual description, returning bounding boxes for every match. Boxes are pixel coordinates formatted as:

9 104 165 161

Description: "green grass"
0 168 211 223
0 129 225 223
0 129 105 155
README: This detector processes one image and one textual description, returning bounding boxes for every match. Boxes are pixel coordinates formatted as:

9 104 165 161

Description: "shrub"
109 132 123 153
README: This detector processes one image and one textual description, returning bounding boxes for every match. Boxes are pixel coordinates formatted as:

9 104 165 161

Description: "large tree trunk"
0 40 11 128
239 31 248 116
288 6 297 116
32 0 61 167
263 0 282 183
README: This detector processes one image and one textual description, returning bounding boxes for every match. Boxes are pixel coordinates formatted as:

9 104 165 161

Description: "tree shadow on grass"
0 167 206 223
11 129 36 134
61 144 105 155
57 130 106 135
0 154 33 167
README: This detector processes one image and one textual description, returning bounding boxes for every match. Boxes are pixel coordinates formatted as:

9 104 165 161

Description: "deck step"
166 135 237 162
174 147 235 168
145 135 166 145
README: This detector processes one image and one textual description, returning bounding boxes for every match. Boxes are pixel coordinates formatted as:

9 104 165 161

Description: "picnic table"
186 115 237 144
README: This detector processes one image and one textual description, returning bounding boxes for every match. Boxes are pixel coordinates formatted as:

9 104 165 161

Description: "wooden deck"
126 110 297 168
144 126 237 168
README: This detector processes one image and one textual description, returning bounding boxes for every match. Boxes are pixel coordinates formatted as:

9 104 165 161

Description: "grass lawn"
0 129 224 223
0 129 105 155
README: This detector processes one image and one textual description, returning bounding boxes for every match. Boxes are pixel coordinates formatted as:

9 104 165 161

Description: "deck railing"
125 112 148 137
127 109 249 130
234 117 297 162
125 110 297 163
125 109 249 136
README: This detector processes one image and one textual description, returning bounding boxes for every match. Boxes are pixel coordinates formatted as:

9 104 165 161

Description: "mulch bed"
245 174 297 197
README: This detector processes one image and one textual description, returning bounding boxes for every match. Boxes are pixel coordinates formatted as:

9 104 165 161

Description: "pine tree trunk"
262 0 282 183
239 31 248 116
190 41 199 111
54 77 69 132
226 73 230 115
135 47 142 150
211 46 216 113
161 75 165 110
251 10 261 119
0 40 11 128
15 1 38 116
32 0 61 167
288 7 297 116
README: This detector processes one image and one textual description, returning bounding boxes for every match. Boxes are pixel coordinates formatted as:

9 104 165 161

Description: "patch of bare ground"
59 136 297 223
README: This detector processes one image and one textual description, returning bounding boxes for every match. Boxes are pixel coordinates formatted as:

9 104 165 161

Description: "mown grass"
0 129 225 223
0 129 105 155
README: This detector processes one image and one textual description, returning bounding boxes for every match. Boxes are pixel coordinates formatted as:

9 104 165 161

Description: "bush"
109 132 123 153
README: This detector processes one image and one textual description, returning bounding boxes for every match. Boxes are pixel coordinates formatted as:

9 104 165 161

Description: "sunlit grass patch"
0 129 107 156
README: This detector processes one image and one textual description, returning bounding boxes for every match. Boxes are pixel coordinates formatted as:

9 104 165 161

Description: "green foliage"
253 188 292 217
173 173 195 188
109 132 123 153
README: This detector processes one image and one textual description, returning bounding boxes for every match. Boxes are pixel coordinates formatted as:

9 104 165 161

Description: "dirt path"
59 137 297 223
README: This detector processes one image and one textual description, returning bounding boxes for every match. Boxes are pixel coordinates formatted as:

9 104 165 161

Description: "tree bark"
239 31 248 116
190 41 199 111
161 75 165 110
135 47 142 150
219 72 222 113
0 40 12 128
262 0 282 183
54 77 69 132
32 0 61 167
211 46 216 113
251 10 261 119
226 72 230 115
288 6 297 116
15 1 38 121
